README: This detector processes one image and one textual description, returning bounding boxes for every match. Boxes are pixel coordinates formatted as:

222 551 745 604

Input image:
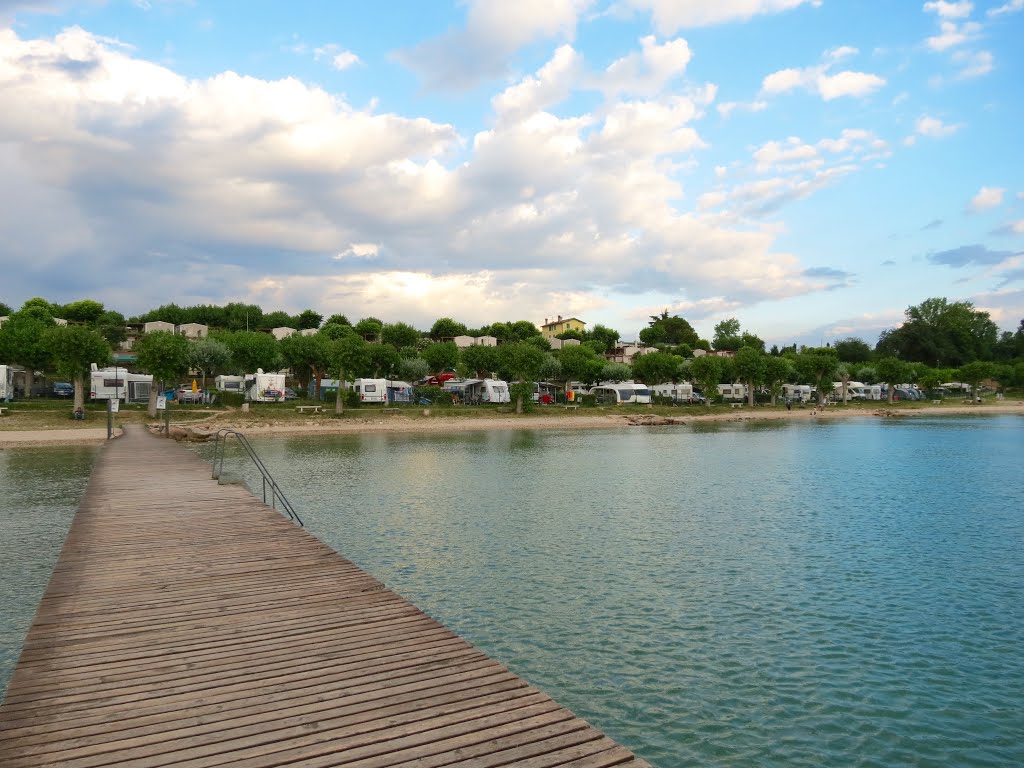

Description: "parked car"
53 382 74 398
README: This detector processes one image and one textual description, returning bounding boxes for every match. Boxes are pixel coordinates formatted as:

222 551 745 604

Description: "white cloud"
923 1 974 19
912 114 961 139
987 0 1024 16
624 0 822 33
953 49 993 77
926 20 981 50
313 44 361 70
396 0 590 90
717 99 767 117
598 35 692 97
334 243 380 260
968 186 1005 212
491 44 582 121
760 48 885 101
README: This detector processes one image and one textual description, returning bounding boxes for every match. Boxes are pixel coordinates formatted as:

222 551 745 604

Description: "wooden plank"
0 427 650 767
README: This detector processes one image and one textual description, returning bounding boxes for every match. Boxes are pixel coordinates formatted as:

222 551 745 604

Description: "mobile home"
89 366 153 403
717 383 747 402
354 378 388 404
214 375 246 393
244 370 286 402
652 381 695 403
0 365 14 401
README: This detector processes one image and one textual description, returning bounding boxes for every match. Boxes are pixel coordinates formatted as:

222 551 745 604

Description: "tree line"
2 295 1022 414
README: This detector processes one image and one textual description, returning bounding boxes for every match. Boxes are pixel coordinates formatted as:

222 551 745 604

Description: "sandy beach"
2 401 1021 448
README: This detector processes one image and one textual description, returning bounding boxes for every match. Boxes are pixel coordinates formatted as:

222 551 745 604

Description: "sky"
0 0 1022 346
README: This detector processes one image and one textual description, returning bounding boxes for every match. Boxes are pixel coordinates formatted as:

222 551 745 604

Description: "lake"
2 415 1022 766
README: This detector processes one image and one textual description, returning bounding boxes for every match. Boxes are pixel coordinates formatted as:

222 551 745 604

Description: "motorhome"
781 384 813 403
214 375 246 393
652 381 695 403
832 381 867 402
0 365 14 401
89 365 153 403
717 383 747 402
244 370 286 402
353 378 388 404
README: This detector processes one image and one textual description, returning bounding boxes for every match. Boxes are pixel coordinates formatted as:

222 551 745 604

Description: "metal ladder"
211 429 303 526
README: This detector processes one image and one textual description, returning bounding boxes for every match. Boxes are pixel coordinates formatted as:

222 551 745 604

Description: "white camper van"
653 382 695 403
214 375 246 393
245 370 286 402
717 383 747 402
0 365 14 401
354 378 388 404
89 366 153 403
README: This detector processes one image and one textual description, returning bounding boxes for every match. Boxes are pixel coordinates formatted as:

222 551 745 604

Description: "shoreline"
2 402 1022 448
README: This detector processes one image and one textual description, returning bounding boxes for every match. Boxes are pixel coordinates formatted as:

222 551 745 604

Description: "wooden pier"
0 428 649 767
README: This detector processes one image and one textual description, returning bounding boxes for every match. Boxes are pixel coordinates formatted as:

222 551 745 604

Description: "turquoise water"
0 445 98 695
2 417 1022 766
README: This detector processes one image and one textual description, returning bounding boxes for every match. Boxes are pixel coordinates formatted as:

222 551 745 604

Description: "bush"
218 391 245 407
580 394 596 407
652 394 674 406
414 385 446 404
509 381 534 411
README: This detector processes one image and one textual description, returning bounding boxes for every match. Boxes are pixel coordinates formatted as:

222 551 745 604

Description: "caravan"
0 365 14 402
354 378 388 404
214 375 246 393
781 384 813 403
245 370 286 402
89 366 153 403
479 379 510 404
652 381 695 403
717 383 747 402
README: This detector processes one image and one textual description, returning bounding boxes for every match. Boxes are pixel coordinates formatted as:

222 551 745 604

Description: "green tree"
329 335 370 414
188 338 232 390
41 325 111 410
60 299 105 324
216 331 281 374
600 362 632 382
135 331 191 416
874 357 910 403
557 345 605 390
639 310 699 347
958 360 995 399
712 318 743 351
398 356 429 382
381 322 421 349
262 310 295 329
793 348 840 405
877 297 999 366
733 347 767 406
96 310 128 347
498 342 547 413
324 313 351 327
762 355 793 405
429 317 467 339
631 352 681 396
834 337 873 363
367 344 401 378
525 336 551 352
539 354 561 382
0 301 12 316
689 355 724 401
0 310 55 395
586 324 620 352
461 344 501 378
354 317 384 339
20 297 59 318
295 309 323 330
280 332 332 398
421 342 459 375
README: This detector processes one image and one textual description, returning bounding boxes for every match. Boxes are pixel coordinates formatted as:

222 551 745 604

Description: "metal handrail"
211 429 303 526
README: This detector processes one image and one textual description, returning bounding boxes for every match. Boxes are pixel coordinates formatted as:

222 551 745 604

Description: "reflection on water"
0 446 98 695
192 415 1024 767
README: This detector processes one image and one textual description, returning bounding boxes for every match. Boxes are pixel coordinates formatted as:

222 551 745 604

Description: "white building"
176 323 208 339
143 320 176 334
271 326 298 340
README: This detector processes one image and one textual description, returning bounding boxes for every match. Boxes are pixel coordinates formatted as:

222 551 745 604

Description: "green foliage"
958 360 995 392
414 385 446 404
381 321 421 349
279 333 332 394
60 299 105 324
586 324 620 352
554 329 584 341
136 331 191 384
793 347 840 402
20 297 59 318
398 356 429 382
421 342 459 374
367 344 401 378
41 325 111 408
354 317 384 338
733 347 767 403
877 297 999 367
328 335 371 414
215 330 281 373
639 310 699 347
539 354 561 381
0 309 55 371
318 322 354 341
524 336 551 352
712 318 742 351
557 344 604 386
262 310 294 328
631 351 681 386
762 355 793 402
834 337 873 363
324 313 351 327
429 317 467 339
461 344 501 377
188 338 232 382
295 309 323 330
874 356 910 402
0 301 11 316
600 362 633 382
689 355 724 397
499 342 547 413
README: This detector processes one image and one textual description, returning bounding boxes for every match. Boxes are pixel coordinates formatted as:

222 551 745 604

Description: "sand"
2 401 1021 448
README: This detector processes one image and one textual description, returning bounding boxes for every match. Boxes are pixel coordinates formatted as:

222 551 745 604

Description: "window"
364 384 376 392
102 378 124 388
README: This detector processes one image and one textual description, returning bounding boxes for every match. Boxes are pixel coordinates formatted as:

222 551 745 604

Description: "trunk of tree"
887 384 894 403
747 379 755 407
841 376 848 405
515 393 523 415
73 372 85 412
147 380 159 418
335 369 345 415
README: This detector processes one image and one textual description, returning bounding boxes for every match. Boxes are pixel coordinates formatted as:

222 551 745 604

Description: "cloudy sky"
1 0 1021 345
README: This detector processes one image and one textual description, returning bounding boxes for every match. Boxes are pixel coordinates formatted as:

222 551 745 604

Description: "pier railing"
211 429 303 526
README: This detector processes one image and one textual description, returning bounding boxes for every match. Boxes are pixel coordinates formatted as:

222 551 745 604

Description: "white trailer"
245 370 286 402
0 365 14 401
214 375 246 393
861 385 882 400
653 382 695 403
354 378 388 404
480 379 510 404
89 366 153 403
832 380 867 401
781 384 812 403
717 383 747 402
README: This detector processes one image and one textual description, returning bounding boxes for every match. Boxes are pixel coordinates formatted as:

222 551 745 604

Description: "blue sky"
1 0 1021 346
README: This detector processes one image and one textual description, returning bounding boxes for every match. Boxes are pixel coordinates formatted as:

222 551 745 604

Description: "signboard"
109 398 120 413
156 395 167 411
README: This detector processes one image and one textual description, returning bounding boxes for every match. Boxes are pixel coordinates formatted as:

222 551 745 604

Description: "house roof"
540 317 585 328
